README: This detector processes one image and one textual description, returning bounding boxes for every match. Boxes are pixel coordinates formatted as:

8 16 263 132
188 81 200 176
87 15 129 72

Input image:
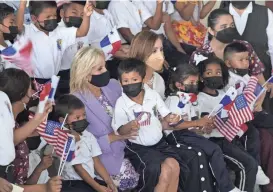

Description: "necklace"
146 75 154 88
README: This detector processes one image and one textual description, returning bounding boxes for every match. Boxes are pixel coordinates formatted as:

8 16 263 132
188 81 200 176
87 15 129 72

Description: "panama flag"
48 75 60 101
100 27 121 60
1 37 33 75
38 82 51 113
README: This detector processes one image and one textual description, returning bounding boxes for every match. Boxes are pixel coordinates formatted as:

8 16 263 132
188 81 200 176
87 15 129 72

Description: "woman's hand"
0 178 12 192
46 176 62 192
33 101 53 123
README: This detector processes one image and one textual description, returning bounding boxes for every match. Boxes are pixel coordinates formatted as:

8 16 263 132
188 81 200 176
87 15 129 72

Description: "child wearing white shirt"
197 57 265 191
55 94 117 192
15 1 93 83
112 58 186 192
165 63 240 192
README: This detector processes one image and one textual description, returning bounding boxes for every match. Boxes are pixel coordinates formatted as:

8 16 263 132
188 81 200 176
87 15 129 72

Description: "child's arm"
26 155 53 185
73 164 109 192
174 1 196 21
20 176 62 192
143 0 164 30
17 0 27 32
200 0 216 19
76 0 93 38
93 157 117 192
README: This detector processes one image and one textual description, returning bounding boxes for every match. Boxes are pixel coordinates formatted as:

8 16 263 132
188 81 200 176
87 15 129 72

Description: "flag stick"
59 143 73 176
57 138 69 176
262 76 273 87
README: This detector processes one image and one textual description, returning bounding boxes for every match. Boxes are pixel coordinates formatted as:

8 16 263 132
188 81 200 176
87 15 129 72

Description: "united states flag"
244 76 265 104
134 111 151 126
28 114 68 157
228 94 253 127
61 135 75 162
214 113 241 142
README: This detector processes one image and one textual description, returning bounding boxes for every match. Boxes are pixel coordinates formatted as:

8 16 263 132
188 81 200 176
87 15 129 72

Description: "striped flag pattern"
228 94 253 127
29 114 68 157
134 111 151 126
214 113 241 142
244 76 265 104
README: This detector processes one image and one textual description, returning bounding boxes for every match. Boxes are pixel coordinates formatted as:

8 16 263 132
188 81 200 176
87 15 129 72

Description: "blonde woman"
70 47 139 191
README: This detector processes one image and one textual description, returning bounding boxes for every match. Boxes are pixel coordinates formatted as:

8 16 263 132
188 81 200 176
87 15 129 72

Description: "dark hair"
207 9 231 40
0 3 15 24
198 57 230 90
0 68 30 104
61 1 85 11
224 42 248 61
118 58 146 80
169 63 199 93
54 94 85 119
29 1 57 16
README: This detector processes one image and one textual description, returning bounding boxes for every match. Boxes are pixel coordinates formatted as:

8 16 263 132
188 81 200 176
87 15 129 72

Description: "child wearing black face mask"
55 94 117 192
165 63 241 192
14 1 92 90
198 57 270 191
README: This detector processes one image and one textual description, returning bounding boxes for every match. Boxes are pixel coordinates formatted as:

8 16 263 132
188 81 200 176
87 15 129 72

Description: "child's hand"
121 130 139 140
34 101 53 123
84 0 94 17
165 114 180 125
38 155 53 171
98 185 112 192
128 120 140 131
46 176 62 192
107 182 118 192
0 178 12 192
196 116 213 127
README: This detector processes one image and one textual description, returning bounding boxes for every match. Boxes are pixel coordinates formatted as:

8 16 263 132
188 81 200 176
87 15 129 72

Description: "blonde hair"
70 47 105 93
129 31 161 62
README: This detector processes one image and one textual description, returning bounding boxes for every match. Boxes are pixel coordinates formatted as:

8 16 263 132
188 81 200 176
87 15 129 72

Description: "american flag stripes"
28 114 69 158
134 111 151 126
228 94 253 127
214 113 241 142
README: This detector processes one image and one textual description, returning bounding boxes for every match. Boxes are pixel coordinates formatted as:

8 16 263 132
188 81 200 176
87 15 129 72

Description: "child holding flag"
224 42 273 191
54 94 117 192
197 57 260 192
165 63 240 192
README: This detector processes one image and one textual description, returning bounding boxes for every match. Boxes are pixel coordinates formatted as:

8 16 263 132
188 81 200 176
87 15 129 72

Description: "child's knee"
160 161 173 182
164 158 180 175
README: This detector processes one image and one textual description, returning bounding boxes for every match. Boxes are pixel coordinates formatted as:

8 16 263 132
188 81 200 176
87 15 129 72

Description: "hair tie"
194 54 208 66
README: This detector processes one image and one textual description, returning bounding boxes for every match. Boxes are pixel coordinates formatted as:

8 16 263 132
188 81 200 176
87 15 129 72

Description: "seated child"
197 57 259 192
16 1 92 83
224 42 273 187
55 94 117 192
165 63 240 192
0 3 19 69
112 58 185 192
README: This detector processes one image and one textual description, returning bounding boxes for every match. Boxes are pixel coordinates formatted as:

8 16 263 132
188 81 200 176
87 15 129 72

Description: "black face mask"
90 71 110 87
26 136 41 151
203 76 224 90
184 84 199 94
2 26 18 41
64 17 83 28
232 1 251 10
122 82 143 98
39 19 58 32
216 27 240 44
72 119 89 133
232 68 249 77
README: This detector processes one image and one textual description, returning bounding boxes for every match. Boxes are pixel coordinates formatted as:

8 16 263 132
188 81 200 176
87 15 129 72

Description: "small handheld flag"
38 82 51 113
100 27 121 60
134 111 151 126
48 75 60 101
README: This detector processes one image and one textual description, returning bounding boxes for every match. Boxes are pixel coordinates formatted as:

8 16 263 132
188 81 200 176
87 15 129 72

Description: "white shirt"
0 40 18 69
197 90 225 138
58 20 88 71
22 23 77 78
229 2 273 72
164 94 197 135
112 84 170 146
108 0 152 43
0 91 15 166
151 72 166 99
62 131 102 180
134 1 174 35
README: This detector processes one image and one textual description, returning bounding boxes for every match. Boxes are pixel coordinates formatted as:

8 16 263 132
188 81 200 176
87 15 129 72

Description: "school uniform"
62 130 106 192
112 84 189 191
21 23 77 81
57 21 88 95
0 91 16 182
198 90 258 192
0 40 20 70
165 93 235 192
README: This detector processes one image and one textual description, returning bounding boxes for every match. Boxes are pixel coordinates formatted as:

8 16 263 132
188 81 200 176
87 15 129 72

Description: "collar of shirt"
30 23 43 33
229 70 250 84
121 84 154 108
58 20 66 27
229 2 253 17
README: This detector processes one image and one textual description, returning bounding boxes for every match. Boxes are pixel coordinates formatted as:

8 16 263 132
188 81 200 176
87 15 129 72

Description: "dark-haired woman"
0 68 61 192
